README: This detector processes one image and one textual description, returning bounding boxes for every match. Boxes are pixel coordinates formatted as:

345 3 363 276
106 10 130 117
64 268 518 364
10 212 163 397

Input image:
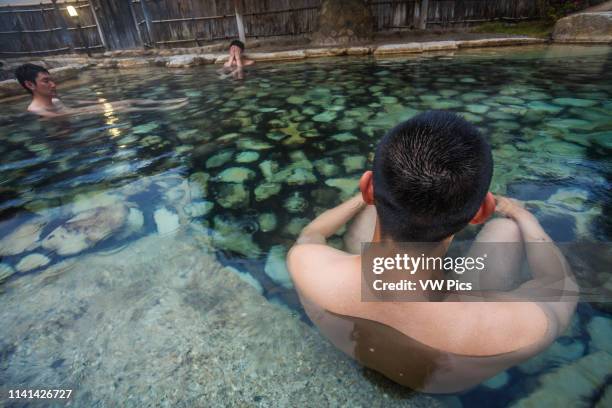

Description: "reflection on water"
0 45 610 406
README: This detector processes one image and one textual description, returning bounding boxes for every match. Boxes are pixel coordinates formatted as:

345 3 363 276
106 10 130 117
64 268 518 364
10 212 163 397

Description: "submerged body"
288 112 578 393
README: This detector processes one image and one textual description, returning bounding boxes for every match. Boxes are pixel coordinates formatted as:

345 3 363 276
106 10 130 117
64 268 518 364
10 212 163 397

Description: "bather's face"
30 72 57 98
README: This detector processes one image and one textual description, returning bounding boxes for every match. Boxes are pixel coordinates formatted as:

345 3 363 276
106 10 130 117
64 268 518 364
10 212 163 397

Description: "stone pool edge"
0 37 546 99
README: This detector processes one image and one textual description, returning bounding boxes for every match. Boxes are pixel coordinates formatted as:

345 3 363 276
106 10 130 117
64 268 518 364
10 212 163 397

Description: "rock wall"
553 12 612 43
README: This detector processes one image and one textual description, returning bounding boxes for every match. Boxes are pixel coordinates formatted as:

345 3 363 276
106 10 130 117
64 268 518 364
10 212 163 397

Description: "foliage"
470 20 555 38
543 0 591 21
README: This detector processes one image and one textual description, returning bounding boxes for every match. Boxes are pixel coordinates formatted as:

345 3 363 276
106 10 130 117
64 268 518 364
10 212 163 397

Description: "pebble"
16 253 51 273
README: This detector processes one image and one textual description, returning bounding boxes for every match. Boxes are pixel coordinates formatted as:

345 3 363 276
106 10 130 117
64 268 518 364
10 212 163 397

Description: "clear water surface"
0 44 610 406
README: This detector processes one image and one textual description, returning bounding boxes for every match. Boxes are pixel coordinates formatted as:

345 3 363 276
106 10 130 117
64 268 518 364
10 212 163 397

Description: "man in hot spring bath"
15 63 188 118
287 110 578 393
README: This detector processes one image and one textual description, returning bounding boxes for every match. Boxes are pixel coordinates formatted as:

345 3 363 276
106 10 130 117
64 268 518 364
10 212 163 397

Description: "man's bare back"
288 195 577 393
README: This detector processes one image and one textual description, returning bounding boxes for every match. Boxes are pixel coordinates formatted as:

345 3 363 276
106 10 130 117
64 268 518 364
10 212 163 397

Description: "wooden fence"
0 0 551 57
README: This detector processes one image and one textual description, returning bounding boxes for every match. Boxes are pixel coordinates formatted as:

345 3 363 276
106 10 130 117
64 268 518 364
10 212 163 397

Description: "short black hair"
373 110 493 242
14 63 48 94
229 39 245 51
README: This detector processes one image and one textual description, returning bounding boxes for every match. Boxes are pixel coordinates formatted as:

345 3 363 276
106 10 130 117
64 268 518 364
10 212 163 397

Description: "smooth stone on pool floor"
517 339 585 375
154 207 180 235
513 351 612 407
285 218 310 236
16 253 51 272
217 183 249 209
527 101 563 114
0 263 16 282
216 167 256 183
184 201 214 218
236 151 260 163
212 216 261 258
264 245 293 288
254 182 282 201
206 151 233 168
548 188 589 212
43 204 129 256
313 111 337 122
552 98 597 107
343 155 367 173
259 160 279 180
325 178 360 200
0 218 47 256
284 193 308 213
314 159 340 177
587 316 612 354
118 207 145 239
258 213 277 232
332 132 358 142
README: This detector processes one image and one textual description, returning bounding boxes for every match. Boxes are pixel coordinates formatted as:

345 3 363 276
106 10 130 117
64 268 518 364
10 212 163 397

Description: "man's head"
361 110 495 242
14 63 56 97
229 40 245 52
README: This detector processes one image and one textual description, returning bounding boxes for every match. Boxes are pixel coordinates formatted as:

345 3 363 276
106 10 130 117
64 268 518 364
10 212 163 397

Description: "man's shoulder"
287 244 360 310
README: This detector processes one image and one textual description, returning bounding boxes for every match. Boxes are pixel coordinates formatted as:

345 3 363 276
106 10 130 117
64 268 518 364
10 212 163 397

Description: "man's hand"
494 195 530 220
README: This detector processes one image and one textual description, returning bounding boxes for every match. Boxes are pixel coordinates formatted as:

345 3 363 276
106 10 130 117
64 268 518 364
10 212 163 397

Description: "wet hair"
14 63 49 94
372 110 493 242
229 39 245 51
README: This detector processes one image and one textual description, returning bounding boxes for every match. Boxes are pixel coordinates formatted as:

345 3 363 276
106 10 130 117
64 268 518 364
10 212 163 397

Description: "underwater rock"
527 101 563 114
286 168 317 186
254 182 282 202
331 132 359 142
236 151 260 163
552 98 597 108
264 245 293 288
258 213 277 232
43 204 128 255
140 135 164 147
188 172 209 198
184 201 214 218
517 340 585 375
132 122 159 134
117 207 144 240
587 316 612 354
549 188 589 212
119 178 153 197
287 95 306 105
236 139 273 151
284 192 308 213
465 104 489 114
0 218 47 256
325 178 359 200
16 253 51 272
216 167 256 184
154 207 180 235
72 192 122 213
547 119 595 131
481 371 510 390
259 160 279 180
0 263 15 282
461 92 487 102
285 218 310 236
206 151 233 169
513 352 612 407
314 159 340 177
343 155 367 173
312 111 337 123
212 216 261 258
217 183 249 209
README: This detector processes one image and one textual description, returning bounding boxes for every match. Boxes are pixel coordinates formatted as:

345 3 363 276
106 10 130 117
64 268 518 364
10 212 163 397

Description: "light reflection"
102 101 121 138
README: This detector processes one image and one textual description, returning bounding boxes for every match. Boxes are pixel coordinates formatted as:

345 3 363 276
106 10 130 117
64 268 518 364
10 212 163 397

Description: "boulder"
166 54 215 68
553 12 612 43
304 48 347 57
420 41 458 51
115 58 151 69
16 253 50 273
312 0 374 46
0 218 47 256
457 37 546 48
42 203 128 255
346 46 372 55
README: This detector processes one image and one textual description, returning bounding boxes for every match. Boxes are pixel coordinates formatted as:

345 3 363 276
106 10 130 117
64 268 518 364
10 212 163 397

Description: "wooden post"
234 0 246 43
52 0 74 52
418 0 429 30
88 0 107 50
140 0 156 46
128 0 146 48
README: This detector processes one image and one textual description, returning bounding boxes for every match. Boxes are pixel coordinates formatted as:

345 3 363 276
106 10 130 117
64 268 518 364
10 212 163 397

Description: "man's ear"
25 80 36 92
470 192 496 224
359 170 374 205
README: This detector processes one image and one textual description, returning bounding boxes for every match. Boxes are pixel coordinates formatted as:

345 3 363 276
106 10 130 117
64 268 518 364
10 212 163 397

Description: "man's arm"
495 195 578 330
296 194 366 245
